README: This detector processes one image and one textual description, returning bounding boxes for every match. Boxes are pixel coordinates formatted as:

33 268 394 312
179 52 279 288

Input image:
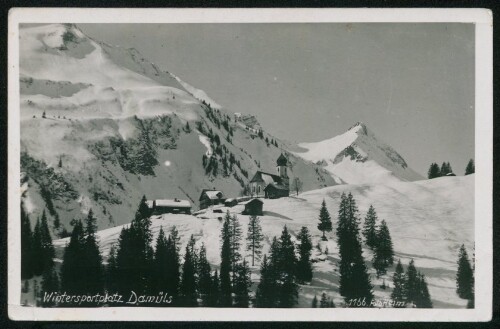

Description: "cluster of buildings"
147 154 291 217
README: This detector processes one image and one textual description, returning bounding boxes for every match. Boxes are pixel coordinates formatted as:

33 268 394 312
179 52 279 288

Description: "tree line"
22 193 442 308
427 159 474 179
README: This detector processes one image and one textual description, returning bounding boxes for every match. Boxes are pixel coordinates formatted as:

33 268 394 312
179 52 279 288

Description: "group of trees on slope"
21 205 56 299
427 159 474 179
22 193 475 309
391 259 433 308
362 205 395 278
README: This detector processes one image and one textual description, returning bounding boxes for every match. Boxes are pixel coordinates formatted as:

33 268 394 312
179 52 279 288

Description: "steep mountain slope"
19 24 336 234
53 174 474 308
293 122 423 184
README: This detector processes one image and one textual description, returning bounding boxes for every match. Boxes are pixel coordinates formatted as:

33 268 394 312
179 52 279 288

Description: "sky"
79 23 475 176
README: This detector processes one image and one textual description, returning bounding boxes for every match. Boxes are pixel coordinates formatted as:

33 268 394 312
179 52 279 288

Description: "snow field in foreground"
54 175 473 308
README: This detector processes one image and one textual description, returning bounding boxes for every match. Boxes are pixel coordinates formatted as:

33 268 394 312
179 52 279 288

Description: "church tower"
276 153 289 187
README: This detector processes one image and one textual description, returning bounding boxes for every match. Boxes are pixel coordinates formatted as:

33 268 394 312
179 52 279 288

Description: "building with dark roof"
249 154 290 198
199 188 226 209
242 198 264 216
147 199 192 215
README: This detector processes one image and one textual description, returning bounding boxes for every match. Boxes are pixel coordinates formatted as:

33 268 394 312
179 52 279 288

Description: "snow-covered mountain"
53 174 475 308
20 23 474 309
19 24 336 234
293 122 423 184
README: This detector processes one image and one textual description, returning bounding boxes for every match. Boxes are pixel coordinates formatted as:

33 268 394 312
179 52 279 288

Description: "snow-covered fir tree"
465 159 475 175
372 219 394 277
336 193 373 306
362 205 378 249
317 199 332 241
179 235 198 307
456 244 474 300
390 259 406 308
219 212 233 307
246 215 264 266
296 226 313 283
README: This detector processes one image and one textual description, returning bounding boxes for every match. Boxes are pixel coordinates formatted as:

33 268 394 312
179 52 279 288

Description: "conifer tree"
114 226 134 295
39 210 55 273
254 227 300 308
219 213 233 307
41 267 60 306
206 270 221 307
246 215 264 266
336 193 373 305
53 215 61 230
131 196 154 293
230 213 243 280
465 159 475 175
456 244 474 299
362 205 378 249
312 295 318 308
277 226 299 307
320 292 329 308
114 197 154 295
21 203 33 279
255 253 278 307
390 259 406 308
166 226 181 303
427 163 441 179
179 235 198 307
296 226 313 283
151 227 169 293
61 220 85 295
233 259 252 307
440 162 449 176
317 199 332 241
405 259 419 305
31 218 44 276
197 244 213 306
83 209 104 294
135 128 158 175
415 272 433 308
372 220 394 277
106 245 118 293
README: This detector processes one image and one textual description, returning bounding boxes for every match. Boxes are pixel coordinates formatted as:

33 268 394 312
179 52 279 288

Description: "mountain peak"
294 122 423 184
348 121 368 135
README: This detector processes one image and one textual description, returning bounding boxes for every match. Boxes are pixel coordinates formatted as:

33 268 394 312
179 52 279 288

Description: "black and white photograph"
7 8 493 321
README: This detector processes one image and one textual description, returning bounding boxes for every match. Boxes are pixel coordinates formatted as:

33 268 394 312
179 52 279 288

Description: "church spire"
276 153 288 166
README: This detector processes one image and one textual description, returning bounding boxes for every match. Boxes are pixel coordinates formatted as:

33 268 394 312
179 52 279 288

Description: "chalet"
224 198 238 207
249 153 290 199
242 198 264 216
147 199 191 215
199 189 226 210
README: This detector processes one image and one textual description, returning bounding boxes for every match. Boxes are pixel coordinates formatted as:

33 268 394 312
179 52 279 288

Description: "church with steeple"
249 153 290 199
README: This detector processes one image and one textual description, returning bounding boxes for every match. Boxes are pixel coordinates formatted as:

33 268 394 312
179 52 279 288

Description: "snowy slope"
172 74 222 109
294 122 423 184
54 175 474 308
19 24 201 121
19 23 336 234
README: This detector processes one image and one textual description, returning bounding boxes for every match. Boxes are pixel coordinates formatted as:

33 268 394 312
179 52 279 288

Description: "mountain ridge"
19 23 337 235
294 121 423 184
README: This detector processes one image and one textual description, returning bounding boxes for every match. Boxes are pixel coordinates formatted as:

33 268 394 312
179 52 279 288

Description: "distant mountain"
19 24 336 234
293 122 423 184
